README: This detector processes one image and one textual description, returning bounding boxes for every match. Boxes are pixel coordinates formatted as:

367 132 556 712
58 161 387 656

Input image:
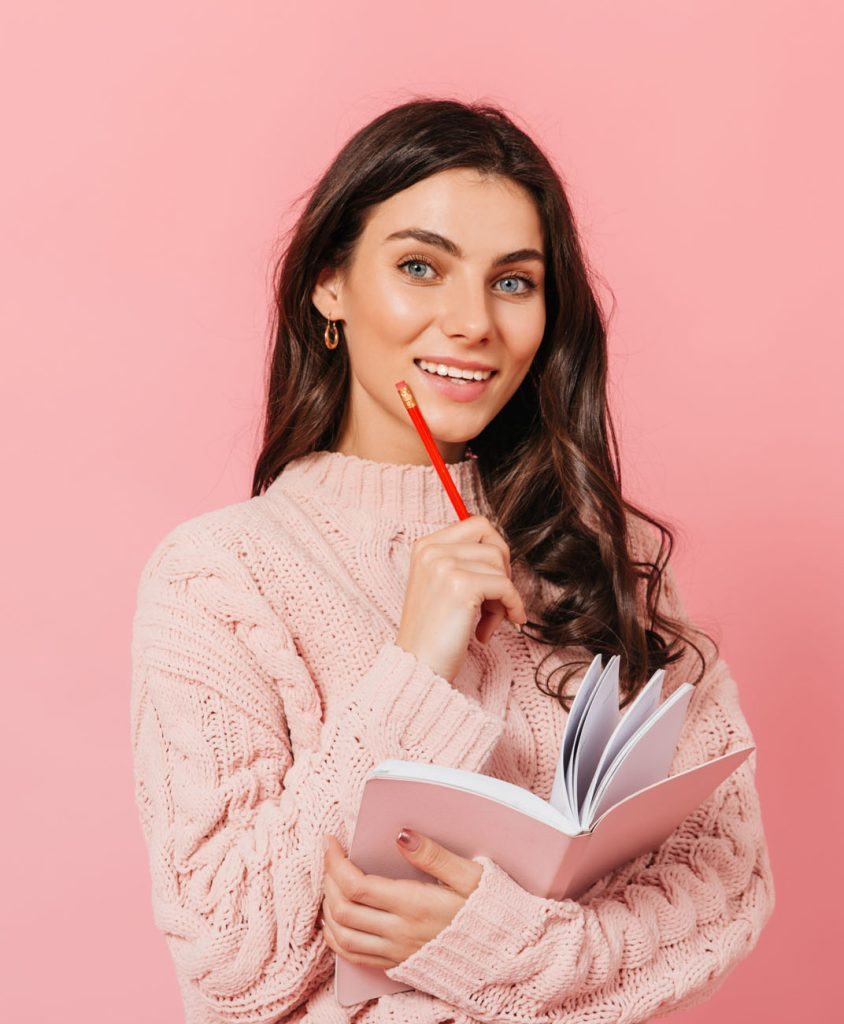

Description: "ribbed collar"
267 449 491 523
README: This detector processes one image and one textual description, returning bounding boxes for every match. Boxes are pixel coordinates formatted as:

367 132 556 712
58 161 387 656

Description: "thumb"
395 828 482 898
475 597 506 644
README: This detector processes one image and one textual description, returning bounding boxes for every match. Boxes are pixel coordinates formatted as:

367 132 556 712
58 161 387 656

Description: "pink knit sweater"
130 449 775 1024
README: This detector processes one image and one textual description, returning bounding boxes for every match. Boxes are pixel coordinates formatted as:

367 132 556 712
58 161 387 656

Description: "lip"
413 360 496 403
414 355 497 371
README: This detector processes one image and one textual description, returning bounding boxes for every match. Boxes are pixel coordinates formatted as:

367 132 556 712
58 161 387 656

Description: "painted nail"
396 828 421 851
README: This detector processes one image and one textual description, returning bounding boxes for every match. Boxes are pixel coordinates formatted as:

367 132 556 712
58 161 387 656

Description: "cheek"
497 298 545 349
348 273 433 349
508 329 544 372
376 286 433 335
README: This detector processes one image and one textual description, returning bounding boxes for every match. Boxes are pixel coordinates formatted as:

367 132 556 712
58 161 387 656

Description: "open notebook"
335 653 753 1006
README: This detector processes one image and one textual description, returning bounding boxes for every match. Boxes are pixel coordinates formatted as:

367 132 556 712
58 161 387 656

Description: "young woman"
130 98 775 1024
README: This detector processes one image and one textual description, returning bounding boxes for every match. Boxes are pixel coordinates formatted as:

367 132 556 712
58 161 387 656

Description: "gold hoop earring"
324 318 340 350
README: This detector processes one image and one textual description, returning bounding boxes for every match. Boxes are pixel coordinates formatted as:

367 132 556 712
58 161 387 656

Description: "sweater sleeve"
129 524 505 1024
384 553 777 1023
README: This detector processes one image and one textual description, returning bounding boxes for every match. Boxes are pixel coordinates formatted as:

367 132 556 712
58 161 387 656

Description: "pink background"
2 1 840 1020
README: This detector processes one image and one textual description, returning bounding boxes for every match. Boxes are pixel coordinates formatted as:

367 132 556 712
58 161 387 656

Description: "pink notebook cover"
335 744 753 1006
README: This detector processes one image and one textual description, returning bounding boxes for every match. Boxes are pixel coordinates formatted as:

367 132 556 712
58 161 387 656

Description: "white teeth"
416 359 493 381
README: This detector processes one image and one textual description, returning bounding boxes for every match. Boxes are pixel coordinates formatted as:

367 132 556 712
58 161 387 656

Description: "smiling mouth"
413 358 497 383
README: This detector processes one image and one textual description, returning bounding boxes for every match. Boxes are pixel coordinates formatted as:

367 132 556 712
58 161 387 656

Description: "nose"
438 275 493 345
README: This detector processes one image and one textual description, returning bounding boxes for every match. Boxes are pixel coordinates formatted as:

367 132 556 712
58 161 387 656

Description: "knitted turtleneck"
130 449 775 1024
274 448 490 522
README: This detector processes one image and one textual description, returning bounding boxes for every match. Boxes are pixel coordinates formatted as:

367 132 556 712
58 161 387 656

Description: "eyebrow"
383 227 545 268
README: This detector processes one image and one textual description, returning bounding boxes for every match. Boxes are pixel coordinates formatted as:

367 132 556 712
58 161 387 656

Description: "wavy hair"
252 96 718 710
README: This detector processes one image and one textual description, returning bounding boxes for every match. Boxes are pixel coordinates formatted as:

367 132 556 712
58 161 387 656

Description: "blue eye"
397 255 538 294
496 275 536 294
399 259 435 279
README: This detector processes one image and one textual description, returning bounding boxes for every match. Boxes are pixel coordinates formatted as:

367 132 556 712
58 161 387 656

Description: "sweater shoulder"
134 490 285 593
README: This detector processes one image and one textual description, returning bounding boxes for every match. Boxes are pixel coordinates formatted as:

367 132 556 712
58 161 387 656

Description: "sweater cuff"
352 641 505 773
384 855 581 1003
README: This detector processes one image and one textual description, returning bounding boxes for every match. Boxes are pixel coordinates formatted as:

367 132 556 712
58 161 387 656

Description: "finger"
439 562 513 639
420 515 511 572
323 880 389 942
444 558 508 579
327 838 422 915
321 903 397 969
323 867 399 935
421 541 511 578
323 834 345 866
394 828 484 899
476 600 506 644
451 568 528 624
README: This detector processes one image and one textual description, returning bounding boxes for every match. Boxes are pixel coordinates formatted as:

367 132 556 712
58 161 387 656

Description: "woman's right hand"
395 514 528 683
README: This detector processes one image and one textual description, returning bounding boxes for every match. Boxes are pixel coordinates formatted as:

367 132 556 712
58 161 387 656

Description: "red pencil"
395 379 523 633
394 380 470 520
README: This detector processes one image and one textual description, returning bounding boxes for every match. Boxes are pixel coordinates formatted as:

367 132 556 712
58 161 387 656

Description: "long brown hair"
252 96 718 710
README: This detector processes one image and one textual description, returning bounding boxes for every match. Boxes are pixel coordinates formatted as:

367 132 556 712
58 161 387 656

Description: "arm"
130 525 505 1024
384 545 777 1023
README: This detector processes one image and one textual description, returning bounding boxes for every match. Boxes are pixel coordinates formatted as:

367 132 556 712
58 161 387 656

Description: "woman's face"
312 167 547 464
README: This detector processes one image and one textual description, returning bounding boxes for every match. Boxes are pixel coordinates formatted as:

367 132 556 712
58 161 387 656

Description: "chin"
424 416 488 446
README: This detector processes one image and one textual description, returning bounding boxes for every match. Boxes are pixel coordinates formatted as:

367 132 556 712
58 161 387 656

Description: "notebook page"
548 653 603 819
580 667 665 821
582 683 694 825
568 655 622 818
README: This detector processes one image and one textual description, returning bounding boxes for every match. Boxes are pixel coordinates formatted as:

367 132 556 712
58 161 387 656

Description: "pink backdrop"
2 1 840 1020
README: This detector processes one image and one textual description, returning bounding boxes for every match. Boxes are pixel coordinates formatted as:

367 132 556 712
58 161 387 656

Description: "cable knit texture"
130 449 775 1024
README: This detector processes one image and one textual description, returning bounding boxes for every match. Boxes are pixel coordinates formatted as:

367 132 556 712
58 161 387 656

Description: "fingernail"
322 835 329 852
396 827 421 851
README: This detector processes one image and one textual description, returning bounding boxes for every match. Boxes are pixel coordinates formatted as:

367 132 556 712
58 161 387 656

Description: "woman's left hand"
320 829 484 969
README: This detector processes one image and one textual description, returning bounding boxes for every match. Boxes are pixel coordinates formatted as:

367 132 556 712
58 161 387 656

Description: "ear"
311 267 346 321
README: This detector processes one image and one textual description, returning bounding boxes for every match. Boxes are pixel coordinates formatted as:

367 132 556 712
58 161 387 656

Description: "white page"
567 655 622 818
370 759 578 832
580 667 665 822
582 683 694 826
548 653 603 819
562 653 605 768
563 656 618 816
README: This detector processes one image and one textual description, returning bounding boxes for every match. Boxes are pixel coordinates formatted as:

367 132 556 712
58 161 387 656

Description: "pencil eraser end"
395 380 408 390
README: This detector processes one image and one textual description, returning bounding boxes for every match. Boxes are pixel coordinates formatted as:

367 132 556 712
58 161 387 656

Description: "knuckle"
448 569 470 594
346 878 368 904
433 555 456 576
417 543 437 566
332 900 353 926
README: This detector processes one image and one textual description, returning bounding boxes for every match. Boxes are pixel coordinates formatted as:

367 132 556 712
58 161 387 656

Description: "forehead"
361 168 544 251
